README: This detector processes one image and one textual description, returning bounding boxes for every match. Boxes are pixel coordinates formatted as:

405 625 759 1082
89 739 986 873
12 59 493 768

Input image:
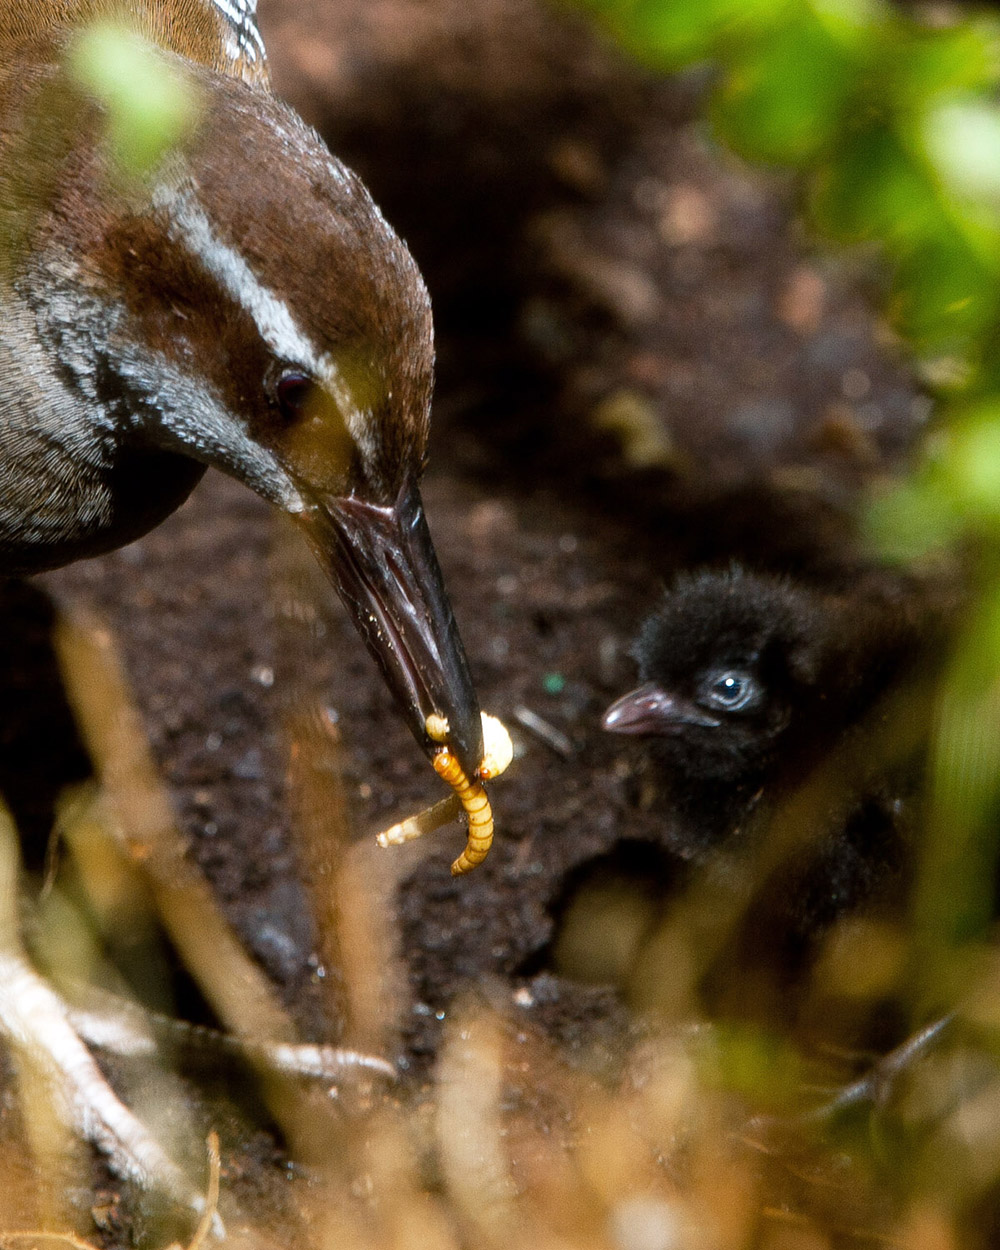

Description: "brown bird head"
17 56 483 775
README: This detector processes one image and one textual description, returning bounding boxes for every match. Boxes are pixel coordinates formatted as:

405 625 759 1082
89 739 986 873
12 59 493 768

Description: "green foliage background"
572 0 1000 554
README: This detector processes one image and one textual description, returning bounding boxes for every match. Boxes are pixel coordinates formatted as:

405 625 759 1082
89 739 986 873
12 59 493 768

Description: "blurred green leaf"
70 23 200 177
943 409 1000 517
704 1021 804 1110
613 0 789 68
913 588 1000 975
891 231 999 355
713 14 860 164
810 125 941 242
865 476 962 561
571 0 1000 413
889 20 1000 106
867 404 1000 556
925 98 1000 208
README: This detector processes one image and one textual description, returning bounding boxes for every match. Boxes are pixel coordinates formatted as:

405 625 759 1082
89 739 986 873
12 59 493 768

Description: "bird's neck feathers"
0 0 269 89
800 584 934 723
650 758 765 855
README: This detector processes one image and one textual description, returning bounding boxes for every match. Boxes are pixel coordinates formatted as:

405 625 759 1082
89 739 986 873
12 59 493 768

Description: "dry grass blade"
436 1007 520 1246
0 1235 103 1249
182 1131 221 1250
273 518 405 1061
52 610 297 1045
50 609 363 1177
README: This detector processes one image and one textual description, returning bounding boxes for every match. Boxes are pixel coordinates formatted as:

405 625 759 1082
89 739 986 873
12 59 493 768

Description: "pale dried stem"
52 610 344 1181
53 611 297 1045
436 1007 521 1248
286 703 352 1025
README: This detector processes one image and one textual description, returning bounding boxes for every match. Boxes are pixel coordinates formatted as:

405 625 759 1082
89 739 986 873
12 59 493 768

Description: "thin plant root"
0 1131 223 1250
184 1131 221 1250
0 1236 101 1249
433 748 494 875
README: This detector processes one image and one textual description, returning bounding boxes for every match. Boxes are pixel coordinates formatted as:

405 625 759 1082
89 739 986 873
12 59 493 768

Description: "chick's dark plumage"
604 565 928 845
601 564 951 1021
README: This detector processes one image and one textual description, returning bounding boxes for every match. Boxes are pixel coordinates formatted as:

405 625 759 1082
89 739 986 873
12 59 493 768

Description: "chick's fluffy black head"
603 564 933 849
621 567 833 792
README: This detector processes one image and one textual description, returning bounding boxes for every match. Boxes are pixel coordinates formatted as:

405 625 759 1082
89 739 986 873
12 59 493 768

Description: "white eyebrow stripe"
152 184 376 456
158 186 323 371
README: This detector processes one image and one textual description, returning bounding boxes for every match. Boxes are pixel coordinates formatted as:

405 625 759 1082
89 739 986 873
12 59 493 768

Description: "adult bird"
0 0 482 1205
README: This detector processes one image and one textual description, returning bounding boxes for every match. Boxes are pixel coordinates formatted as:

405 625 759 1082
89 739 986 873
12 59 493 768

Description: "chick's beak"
602 682 721 734
300 481 484 779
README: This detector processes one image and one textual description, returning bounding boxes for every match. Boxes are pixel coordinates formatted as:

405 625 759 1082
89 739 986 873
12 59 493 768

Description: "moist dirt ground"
0 0 936 1242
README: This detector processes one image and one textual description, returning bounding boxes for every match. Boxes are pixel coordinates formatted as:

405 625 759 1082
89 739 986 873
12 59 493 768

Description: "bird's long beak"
602 682 721 734
299 480 484 779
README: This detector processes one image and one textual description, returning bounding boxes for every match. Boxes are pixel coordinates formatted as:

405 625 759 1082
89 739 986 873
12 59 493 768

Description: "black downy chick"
603 565 934 853
601 565 946 1011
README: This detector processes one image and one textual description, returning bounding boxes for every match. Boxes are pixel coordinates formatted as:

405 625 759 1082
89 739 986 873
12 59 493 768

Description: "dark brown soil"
2 0 933 1235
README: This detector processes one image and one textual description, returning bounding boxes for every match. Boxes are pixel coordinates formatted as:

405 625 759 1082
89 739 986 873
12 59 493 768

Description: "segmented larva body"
433 748 494 876
374 711 510 870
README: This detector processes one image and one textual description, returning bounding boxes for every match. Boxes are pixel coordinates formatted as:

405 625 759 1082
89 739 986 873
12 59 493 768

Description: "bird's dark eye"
703 670 759 713
274 369 315 422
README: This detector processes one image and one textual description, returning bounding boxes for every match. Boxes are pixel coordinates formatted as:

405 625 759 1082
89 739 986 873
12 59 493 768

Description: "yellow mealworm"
374 712 510 869
433 747 494 875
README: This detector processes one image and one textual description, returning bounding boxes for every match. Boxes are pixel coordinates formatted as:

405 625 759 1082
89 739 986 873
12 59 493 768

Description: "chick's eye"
275 370 315 422
704 670 758 713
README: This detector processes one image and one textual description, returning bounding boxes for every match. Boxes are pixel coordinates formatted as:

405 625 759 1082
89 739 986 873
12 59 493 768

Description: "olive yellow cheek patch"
376 713 513 875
